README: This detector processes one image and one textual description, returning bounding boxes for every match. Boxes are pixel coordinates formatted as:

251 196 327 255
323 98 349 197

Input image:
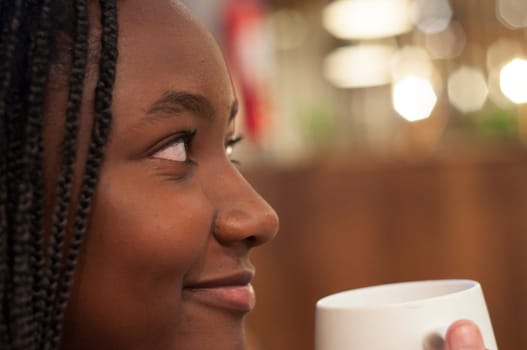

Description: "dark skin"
41 1 487 349
45 1 278 349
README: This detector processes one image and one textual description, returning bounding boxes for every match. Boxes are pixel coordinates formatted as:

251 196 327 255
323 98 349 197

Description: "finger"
445 319 486 350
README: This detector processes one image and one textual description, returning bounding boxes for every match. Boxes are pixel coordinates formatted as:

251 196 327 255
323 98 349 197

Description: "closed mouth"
184 271 256 312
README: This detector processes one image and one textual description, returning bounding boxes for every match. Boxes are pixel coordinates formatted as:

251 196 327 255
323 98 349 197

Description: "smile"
184 272 256 313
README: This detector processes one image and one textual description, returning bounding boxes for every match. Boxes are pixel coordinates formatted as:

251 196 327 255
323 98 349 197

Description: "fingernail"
447 322 484 350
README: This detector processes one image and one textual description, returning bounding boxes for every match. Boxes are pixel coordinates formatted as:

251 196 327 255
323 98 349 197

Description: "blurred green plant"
471 106 518 139
298 103 336 150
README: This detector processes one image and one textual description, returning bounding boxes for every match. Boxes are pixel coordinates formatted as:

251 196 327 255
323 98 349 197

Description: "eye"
225 135 243 162
151 130 196 163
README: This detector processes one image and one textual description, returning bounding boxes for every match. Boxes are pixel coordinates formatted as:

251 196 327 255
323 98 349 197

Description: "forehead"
112 0 234 125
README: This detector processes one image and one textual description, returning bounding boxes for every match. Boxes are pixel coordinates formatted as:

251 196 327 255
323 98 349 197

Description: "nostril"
245 235 259 246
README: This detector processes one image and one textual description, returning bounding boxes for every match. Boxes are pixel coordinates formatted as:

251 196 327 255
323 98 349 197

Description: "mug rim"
316 279 479 310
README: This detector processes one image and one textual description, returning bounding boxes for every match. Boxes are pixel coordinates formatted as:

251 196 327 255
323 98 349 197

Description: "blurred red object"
223 0 273 142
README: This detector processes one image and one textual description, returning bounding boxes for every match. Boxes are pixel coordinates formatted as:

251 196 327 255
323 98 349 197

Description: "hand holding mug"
445 319 487 350
315 280 497 350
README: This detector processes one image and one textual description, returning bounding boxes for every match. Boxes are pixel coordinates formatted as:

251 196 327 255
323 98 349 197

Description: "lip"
184 271 256 313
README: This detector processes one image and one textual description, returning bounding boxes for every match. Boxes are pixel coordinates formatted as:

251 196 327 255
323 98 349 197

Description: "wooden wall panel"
244 151 527 350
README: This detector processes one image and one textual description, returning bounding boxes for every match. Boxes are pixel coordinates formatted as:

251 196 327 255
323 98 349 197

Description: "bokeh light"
411 0 453 34
322 0 412 40
324 44 395 88
486 38 524 71
425 21 466 59
391 46 434 80
391 46 442 94
392 76 438 122
500 58 527 104
448 67 488 113
496 0 527 29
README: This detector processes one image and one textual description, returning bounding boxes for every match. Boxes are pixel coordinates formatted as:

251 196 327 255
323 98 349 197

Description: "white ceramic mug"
315 279 497 350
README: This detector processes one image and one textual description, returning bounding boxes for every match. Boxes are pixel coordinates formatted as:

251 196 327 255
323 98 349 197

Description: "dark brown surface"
245 149 527 350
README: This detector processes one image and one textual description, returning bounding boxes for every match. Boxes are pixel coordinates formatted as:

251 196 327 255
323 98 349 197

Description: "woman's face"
53 1 279 349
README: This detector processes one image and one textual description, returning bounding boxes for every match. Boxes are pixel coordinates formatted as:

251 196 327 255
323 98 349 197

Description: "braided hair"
0 0 119 349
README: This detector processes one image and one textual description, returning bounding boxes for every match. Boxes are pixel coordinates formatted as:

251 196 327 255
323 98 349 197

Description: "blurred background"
184 0 527 349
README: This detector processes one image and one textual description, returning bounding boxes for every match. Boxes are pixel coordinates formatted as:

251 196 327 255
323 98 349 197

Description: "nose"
211 170 279 248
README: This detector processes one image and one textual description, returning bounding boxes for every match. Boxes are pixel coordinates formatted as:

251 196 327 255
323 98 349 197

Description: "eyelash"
180 129 198 164
225 135 243 164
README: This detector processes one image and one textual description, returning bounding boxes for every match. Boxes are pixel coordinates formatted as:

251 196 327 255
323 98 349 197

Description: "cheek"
65 163 213 348
89 166 211 283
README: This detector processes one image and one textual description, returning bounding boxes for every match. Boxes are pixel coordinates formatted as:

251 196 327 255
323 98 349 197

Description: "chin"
169 328 248 350
168 301 250 350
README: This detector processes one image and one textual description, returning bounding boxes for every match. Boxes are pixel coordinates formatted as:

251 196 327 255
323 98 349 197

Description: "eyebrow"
145 90 238 124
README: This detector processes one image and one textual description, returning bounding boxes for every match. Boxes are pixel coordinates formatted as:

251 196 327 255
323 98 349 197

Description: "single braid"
47 0 118 348
10 0 55 348
40 0 89 346
0 103 8 347
4 91 26 350
0 133 8 347
0 0 23 107
3 1 33 348
0 1 26 345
